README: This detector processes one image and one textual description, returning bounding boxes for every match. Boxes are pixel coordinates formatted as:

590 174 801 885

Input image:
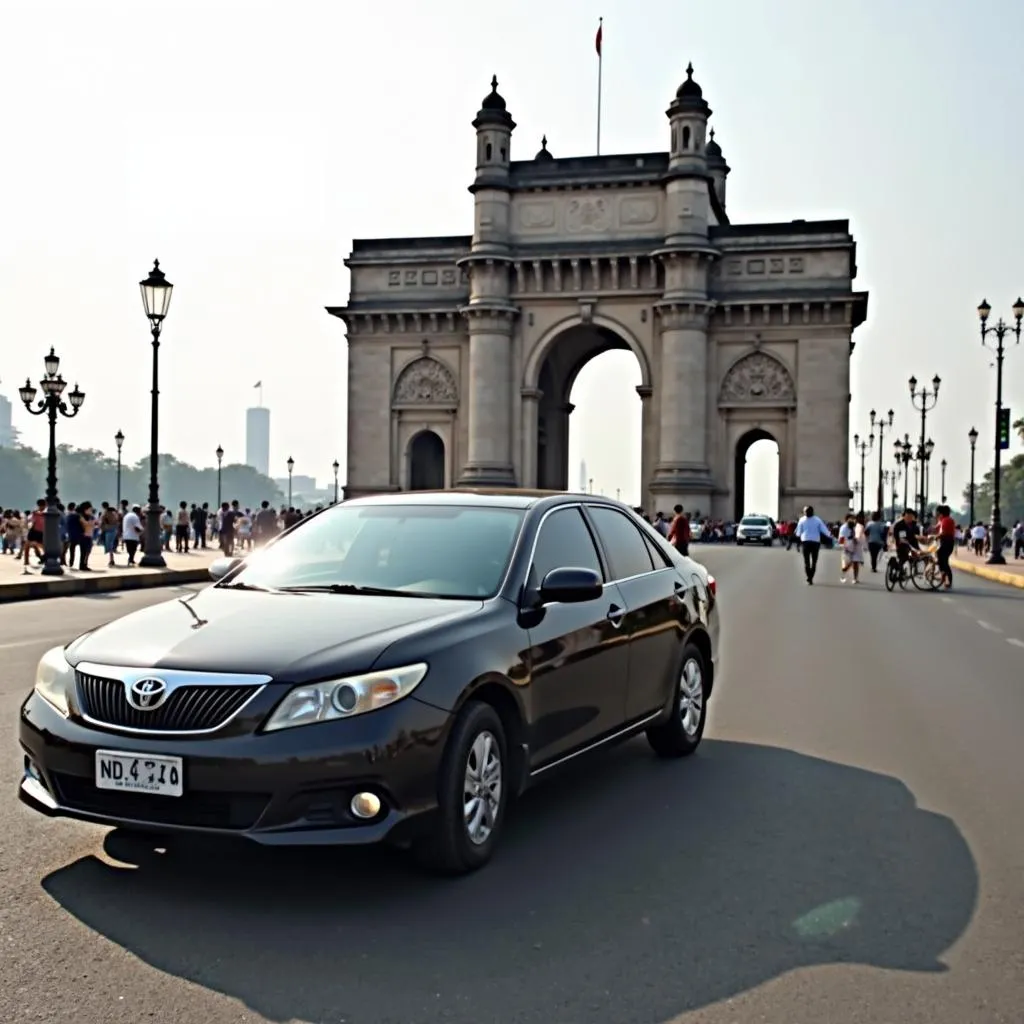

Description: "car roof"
342 489 628 511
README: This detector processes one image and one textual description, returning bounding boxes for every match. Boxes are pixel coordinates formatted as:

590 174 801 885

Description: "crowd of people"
0 498 323 573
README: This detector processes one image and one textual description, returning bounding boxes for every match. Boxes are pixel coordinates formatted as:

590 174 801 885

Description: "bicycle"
884 544 943 592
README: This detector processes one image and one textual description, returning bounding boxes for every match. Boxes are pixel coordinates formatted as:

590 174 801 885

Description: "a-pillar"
650 300 714 509
457 305 518 486
636 384 653 511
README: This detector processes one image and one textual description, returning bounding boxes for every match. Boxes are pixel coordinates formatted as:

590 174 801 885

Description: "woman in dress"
839 511 867 584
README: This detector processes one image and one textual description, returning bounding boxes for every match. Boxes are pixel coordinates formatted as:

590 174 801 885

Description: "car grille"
51 772 268 830
76 672 261 733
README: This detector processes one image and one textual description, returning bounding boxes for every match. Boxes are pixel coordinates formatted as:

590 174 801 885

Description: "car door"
584 505 688 723
523 505 630 767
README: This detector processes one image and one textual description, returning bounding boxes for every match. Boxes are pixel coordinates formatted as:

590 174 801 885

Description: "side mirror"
539 566 603 604
209 557 242 582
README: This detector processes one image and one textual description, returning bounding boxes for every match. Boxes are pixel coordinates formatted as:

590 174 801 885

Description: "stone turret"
706 128 730 214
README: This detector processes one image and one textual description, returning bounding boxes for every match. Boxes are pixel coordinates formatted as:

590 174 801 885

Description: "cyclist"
891 508 921 571
932 503 956 589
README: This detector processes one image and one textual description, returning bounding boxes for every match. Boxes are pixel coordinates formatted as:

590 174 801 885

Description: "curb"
0 567 211 604
949 558 1024 590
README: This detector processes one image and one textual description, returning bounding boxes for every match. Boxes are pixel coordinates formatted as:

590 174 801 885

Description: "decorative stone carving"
393 356 458 405
519 202 556 229
619 197 658 226
719 353 795 404
566 197 610 233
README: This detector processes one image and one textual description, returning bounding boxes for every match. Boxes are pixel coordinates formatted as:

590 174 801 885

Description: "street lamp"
851 480 861 511
908 374 940 520
138 259 174 567
885 468 898 522
894 435 913 512
332 459 340 504
287 456 295 506
919 437 936 516
114 429 124 508
977 297 1023 564
19 349 85 576
215 445 224 507
853 432 873 516
968 426 979 525
940 458 947 504
869 408 894 514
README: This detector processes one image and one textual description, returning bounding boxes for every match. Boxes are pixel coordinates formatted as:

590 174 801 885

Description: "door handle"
606 604 626 629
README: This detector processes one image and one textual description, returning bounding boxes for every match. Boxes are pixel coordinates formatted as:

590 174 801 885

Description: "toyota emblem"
127 677 168 711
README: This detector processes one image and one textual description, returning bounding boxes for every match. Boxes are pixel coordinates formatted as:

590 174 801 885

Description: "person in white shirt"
838 512 867 584
795 505 833 585
121 505 143 566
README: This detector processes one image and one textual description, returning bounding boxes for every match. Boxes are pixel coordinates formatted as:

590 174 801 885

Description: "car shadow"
40 739 977 1024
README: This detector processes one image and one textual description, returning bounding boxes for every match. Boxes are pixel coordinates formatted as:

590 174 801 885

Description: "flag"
595 18 603 57
253 381 262 388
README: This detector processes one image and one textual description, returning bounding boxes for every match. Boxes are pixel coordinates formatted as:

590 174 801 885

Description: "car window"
226 504 525 598
642 530 672 568
587 506 656 580
741 517 769 526
531 507 602 584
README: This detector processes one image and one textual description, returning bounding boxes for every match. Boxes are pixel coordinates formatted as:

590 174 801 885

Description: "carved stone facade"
328 68 869 520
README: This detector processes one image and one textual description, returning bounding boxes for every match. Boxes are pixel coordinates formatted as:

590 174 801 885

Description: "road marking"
0 637 66 651
977 620 1002 633
940 596 954 604
1007 638 1024 649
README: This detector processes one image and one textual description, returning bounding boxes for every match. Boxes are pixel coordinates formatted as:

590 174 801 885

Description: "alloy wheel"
463 730 502 846
679 658 704 737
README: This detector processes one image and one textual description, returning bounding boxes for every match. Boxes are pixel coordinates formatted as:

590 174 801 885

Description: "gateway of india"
328 65 868 521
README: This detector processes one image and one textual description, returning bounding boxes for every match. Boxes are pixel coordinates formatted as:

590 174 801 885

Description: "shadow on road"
41 740 977 1024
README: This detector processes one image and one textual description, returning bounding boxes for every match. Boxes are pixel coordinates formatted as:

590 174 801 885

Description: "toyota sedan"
19 490 719 874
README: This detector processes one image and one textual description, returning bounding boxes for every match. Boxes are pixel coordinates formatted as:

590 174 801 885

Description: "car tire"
646 642 707 759
415 701 508 876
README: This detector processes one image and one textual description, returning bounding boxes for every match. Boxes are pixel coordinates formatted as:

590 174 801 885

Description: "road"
2 550 1023 1024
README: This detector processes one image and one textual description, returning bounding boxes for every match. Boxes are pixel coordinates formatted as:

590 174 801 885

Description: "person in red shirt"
667 504 691 557
933 503 957 589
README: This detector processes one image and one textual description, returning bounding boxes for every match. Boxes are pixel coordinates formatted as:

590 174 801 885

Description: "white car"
736 515 773 546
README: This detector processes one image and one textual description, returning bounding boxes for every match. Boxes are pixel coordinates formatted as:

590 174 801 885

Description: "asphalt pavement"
2 552 1023 1024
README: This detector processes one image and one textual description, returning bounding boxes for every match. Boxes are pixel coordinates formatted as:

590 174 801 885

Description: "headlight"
263 663 428 732
34 646 74 716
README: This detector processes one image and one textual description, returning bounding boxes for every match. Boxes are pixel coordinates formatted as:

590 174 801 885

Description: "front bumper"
18 690 452 846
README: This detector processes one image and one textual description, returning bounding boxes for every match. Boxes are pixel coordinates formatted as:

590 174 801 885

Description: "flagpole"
596 17 603 155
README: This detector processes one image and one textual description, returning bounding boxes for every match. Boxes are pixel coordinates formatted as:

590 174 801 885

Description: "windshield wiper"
278 583 433 597
218 581 274 592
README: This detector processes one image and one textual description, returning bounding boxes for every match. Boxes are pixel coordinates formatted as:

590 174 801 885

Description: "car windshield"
741 517 769 526
224 503 526 599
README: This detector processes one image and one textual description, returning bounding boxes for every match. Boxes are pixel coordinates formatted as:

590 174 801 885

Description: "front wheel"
647 642 707 758
884 558 899 591
414 701 508 875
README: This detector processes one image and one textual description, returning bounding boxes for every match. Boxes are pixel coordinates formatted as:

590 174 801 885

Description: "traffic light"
997 407 1011 450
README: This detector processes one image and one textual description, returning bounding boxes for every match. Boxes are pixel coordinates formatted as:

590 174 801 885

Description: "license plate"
95 750 183 797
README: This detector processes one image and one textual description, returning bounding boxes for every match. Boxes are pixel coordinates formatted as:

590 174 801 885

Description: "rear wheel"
415 702 508 875
647 643 707 758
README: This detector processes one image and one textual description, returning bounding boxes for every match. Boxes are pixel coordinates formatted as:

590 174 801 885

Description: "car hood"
65 587 483 681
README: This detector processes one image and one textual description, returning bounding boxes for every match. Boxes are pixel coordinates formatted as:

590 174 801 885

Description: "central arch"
527 318 649 497
408 430 446 490
734 427 780 521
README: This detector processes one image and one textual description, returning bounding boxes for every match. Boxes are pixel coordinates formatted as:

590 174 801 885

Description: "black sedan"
19 490 719 874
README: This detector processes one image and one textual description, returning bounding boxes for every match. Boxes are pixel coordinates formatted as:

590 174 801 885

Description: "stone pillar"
520 388 542 487
636 384 653 510
650 301 714 508
458 305 517 486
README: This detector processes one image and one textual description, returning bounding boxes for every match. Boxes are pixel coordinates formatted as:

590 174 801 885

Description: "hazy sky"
2 0 1023 514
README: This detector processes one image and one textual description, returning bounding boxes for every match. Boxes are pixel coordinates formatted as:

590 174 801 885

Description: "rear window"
741 517 769 526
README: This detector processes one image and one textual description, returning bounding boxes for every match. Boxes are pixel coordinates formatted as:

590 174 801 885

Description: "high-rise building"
0 393 14 447
245 406 270 477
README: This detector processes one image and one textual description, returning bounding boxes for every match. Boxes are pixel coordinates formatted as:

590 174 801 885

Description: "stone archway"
408 430 446 490
733 427 778 521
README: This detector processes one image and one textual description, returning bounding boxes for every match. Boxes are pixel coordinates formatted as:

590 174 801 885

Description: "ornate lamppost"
216 445 224 507
853 431 874 516
138 259 174 568
976 298 1023 564
851 481 861 512
940 458 947 505
287 456 295 506
332 460 340 504
908 374 940 520
968 426 978 525
18 349 85 576
869 408 894 514
895 435 913 512
886 468 899 522
918 437 935 518
114 429 124 507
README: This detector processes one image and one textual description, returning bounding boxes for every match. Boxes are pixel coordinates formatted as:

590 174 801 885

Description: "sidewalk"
949 547 1024 590
0 545 222 604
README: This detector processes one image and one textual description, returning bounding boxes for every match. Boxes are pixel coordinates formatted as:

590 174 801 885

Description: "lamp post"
940 458 947 505
908 374 940 520
895 435 913 512
114 429 124 508
215 445 224 507
968 426 978 525
138 259 174 568
332 460 340 504
851 480 861 512
888 468 899 522
918 437 936 517
976 297 1023 564
19 349 85 576
853 432 873 516
869 408 894 514
287 456 295 506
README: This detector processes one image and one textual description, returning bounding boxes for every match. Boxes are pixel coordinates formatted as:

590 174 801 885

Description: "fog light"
24 757 42 783
350 791 382 819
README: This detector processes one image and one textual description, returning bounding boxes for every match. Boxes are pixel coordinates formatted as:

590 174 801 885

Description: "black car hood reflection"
64 587 483 680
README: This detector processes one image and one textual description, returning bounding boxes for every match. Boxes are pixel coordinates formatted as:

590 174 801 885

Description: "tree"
1015 416 1024 445
0 443 284 512
960 452 1024 524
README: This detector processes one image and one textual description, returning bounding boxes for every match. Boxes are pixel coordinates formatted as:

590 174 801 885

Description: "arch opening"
408 430 445 490
735 428 780 521
534 323 642 502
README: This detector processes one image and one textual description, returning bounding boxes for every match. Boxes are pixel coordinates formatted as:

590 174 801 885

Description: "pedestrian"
667 504 691 557
933 503 956 589
838 512 866 584
794 504 833 585
121 504 143 565
864 510 887 572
